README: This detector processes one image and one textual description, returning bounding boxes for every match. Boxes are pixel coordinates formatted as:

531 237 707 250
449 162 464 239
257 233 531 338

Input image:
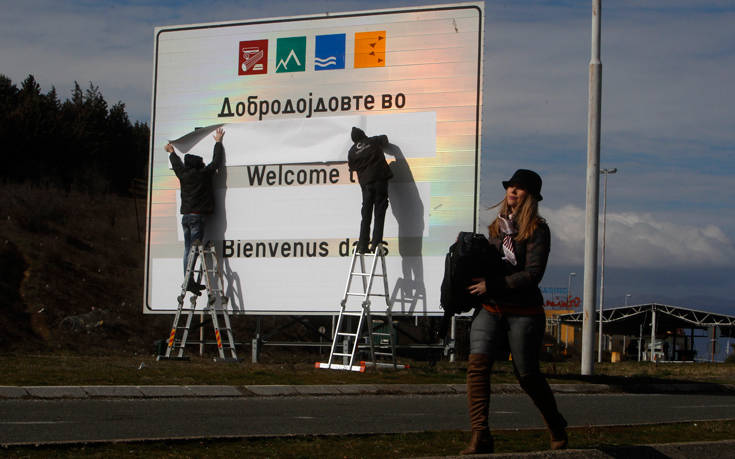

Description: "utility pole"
582 0 602 375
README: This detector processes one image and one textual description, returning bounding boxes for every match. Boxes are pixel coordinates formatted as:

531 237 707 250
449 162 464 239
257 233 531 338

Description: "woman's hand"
467 277 486 296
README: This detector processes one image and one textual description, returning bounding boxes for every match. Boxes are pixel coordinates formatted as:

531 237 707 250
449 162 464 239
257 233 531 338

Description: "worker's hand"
164 143 174 153
467 278 487 296
214 127 225 142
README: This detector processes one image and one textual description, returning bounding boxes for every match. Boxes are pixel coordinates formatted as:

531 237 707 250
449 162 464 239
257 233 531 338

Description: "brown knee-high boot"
460 353 494 455
518 373 568 450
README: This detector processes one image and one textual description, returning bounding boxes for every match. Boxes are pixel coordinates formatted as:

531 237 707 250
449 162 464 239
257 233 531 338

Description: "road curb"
1 383 733 400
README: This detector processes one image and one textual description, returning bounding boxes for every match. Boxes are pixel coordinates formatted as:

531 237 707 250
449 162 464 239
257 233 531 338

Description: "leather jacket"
487 220 550 309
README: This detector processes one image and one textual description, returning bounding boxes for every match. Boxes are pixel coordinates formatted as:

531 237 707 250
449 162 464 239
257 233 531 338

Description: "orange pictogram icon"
354 31 386 68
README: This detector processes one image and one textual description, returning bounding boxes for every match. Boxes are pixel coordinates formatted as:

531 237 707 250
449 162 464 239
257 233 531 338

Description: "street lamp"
582 0 603 376
625 294 631 306
598 167 617 363
567 272 577 308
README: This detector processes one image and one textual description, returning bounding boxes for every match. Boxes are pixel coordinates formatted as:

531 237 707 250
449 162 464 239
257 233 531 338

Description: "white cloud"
544 205 735 268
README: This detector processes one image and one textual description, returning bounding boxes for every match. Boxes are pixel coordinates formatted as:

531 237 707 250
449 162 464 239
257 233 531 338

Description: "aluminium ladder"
316 243 405 371
157 240 238 362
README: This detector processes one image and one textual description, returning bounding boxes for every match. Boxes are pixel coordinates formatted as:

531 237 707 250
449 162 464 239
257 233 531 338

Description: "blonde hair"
488 193 544 241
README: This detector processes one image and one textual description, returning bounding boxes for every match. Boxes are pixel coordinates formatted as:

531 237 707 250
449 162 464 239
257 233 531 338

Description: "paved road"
2 392 734 445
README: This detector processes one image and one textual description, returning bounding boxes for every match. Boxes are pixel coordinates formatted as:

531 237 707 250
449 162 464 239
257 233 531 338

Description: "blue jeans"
182 214 206 274
469 308 546 377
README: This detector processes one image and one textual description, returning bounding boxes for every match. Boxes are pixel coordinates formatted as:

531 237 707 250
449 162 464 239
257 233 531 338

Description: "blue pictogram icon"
314 33 346 71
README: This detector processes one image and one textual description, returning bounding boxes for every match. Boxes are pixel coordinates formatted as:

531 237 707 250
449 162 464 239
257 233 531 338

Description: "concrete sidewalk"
2 382 734 399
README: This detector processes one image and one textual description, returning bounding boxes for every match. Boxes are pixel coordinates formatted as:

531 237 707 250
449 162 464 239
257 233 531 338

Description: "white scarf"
498 214 517 266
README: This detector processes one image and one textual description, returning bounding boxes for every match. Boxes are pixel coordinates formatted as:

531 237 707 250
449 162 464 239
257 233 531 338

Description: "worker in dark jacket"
347 126 392 253
165 127 224 290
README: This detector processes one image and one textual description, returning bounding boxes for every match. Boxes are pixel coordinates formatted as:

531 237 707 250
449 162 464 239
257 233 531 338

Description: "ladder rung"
337 332 358 337
333 352 351 357
351 273 385 277
341 312 363 316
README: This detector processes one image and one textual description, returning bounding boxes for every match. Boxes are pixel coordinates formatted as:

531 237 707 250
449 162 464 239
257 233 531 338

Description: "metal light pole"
567 272 577 307
625 294 631 306
598 167 617 363
582 0 602 376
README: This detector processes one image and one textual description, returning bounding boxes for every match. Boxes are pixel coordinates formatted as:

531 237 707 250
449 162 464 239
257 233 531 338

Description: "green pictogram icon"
276 36 306 73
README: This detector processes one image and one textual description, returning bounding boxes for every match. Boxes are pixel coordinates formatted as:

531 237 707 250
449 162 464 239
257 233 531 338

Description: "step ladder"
157 240 238 362
316 243 405 371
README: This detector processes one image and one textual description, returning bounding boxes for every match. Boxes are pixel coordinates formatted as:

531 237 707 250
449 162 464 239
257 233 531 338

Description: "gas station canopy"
557 303 735 337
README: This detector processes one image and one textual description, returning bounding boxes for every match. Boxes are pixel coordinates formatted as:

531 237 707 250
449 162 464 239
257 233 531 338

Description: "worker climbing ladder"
157 240 238 361
316 243 405 371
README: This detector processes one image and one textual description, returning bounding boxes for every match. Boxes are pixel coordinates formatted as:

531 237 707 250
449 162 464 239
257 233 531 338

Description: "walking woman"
461 169 567 455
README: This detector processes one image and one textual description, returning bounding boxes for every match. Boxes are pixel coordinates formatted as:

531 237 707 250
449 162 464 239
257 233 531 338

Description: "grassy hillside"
0 183 168 353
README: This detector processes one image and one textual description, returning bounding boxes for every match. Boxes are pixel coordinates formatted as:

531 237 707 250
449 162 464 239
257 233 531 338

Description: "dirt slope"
0 183 169 353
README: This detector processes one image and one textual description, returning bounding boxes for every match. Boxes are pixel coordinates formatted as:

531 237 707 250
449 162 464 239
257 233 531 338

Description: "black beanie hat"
351 126 367 142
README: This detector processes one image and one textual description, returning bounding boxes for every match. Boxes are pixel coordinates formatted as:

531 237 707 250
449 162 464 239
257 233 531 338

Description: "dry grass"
537 360 735 385
3 421 735 458
0 352 465 386
0 353 733 387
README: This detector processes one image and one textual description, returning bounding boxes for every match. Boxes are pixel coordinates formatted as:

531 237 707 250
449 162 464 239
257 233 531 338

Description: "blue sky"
2 0 734 314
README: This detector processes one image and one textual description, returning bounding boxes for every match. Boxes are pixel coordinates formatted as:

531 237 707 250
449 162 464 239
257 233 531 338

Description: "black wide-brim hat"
502 169 543 201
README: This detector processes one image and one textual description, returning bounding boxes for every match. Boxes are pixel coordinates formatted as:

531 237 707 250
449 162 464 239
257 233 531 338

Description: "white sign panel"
146 3 484 315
